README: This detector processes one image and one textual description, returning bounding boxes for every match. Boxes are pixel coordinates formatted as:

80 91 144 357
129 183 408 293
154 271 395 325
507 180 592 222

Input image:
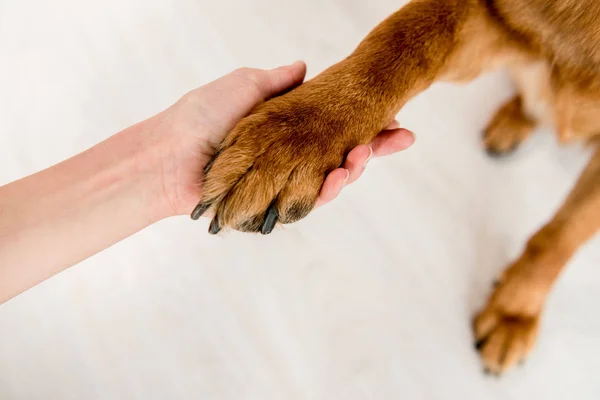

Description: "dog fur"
195 0 600 374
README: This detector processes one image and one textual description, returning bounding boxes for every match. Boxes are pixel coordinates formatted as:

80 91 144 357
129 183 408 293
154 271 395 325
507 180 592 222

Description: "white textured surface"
1 1 599 399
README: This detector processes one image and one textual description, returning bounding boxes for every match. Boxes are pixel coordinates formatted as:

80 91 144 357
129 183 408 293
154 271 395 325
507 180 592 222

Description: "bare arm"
0 118 172 303
0 63 413 303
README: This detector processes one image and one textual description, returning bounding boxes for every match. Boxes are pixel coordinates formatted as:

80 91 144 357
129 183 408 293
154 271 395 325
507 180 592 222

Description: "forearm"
0 116 173 303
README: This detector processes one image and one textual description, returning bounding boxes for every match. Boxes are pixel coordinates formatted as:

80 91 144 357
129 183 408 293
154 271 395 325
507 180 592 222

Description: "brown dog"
191 0 600 374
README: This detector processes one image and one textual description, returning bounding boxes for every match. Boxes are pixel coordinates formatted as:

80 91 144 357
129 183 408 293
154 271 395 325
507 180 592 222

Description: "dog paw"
473 270 546 375
474 308 539 375
191 82 381 234
483 95 536 157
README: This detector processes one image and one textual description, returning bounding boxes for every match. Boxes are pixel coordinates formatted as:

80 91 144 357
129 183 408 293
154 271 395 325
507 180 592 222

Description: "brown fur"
196 0 600 373
483 95 536 155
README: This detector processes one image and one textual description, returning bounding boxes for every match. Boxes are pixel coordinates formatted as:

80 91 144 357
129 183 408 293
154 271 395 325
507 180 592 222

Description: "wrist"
135 107 209 219
109 115 185 222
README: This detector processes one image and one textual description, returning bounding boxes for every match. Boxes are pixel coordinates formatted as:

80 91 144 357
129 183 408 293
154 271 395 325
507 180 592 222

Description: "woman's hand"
153 61 415 216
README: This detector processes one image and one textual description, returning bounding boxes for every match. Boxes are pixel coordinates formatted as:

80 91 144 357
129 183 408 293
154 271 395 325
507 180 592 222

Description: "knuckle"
233 67 252 76
234 68 264 95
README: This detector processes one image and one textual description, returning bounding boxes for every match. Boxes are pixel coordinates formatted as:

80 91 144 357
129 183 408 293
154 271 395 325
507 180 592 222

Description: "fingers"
344 145 372 185
339 122 413 187
336 124 414 186
386 120 401 130
315 123 415 208
313 144 372 209
371 128 415 157
237 61 307 101
261 61 307 99
315 168 349 208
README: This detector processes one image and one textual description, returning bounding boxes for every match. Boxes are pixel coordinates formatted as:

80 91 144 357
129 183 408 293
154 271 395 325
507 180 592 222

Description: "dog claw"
191 202 211 220
485 143 520 158
261 203 279 235
209 217 221 234
475 338 486 351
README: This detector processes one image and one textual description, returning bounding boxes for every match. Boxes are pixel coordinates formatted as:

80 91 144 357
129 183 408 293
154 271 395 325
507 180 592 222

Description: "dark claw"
261 202 279 235
191 202 211 220
493 279 500 288
203 149 222 174
485 143 520 158
482 128 520 158
209 217 221 235
486 148 508 158
483 367 492 376
475 338 487 351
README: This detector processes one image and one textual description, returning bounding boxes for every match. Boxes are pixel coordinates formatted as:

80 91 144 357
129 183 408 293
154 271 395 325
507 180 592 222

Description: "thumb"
258 61 307 99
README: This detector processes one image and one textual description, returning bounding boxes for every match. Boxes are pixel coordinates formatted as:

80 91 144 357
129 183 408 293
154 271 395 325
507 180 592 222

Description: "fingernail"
342 169 350 187
292 60 305 68
387 120 401 130
362 146 373 169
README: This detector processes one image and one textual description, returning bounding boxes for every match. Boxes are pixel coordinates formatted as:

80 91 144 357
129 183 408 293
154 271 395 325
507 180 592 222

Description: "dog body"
487 0 600 143
194 0 600 374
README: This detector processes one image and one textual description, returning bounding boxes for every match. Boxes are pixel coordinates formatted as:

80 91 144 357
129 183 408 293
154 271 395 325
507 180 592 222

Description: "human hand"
153 61 414 217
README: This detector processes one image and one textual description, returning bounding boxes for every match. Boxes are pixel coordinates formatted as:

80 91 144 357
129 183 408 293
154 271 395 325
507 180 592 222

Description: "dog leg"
483 61 553 156
483 95 537 156
474 146 600 374
195 0 525 232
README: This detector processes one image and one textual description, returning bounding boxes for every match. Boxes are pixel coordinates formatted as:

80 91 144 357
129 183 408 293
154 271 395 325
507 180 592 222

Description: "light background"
0 0 599 398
